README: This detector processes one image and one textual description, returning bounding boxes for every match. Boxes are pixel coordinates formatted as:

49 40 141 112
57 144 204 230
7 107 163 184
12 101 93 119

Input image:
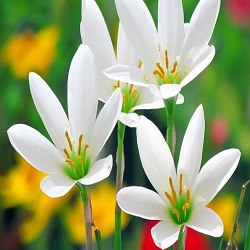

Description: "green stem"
244 210 250 250
77 182 92 250
94 225 102 250
115 121 126 250
164 96 177 154
176 225 187 250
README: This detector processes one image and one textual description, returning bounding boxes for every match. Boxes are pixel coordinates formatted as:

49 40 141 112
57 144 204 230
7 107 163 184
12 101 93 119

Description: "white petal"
104 64 148 87
91 88 122 157
181 0 220 67
119 112 139 128
176 93 184 105
7 124 63 174
180 45 215 88
115 0 159 71
177 105 204 192
117 187 168 220
117 22 136 66
158 0 184 66
148 84 181 99
187 207 223 237
68 45 98 143
194 149 241 207
40 173 76 198
79 155 112 185
151 221 180 249
137 116 176 200
29 72 70 151
81 0 116 70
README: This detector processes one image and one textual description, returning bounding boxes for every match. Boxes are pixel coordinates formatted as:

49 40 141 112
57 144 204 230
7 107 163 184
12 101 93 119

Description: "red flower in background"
227 0 250 27
141 221 212 250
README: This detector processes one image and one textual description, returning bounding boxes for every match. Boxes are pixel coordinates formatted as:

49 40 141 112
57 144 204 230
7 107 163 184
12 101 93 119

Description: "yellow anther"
156 62 165 75
132 89 137 99
165 50 169 69
186 189 190 204
78 155 83 165
153 69 165 79
123 94 127 104
172 208 180 219
84 145 89 155
165 191 176 207
169 177 177 201
129 84 133 94
63 148 70 159
174 71 178 79
65 159 76 168
78 134 83 155
138 60 142 68
65 131 73 151
164 76 170 83
171 62 178 73
179 173 183 196
182 203 190 211
117 81 120 88
113 85 118 89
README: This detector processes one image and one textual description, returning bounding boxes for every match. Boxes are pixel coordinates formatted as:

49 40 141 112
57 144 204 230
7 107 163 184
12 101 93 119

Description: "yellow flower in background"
208 194 238 240
0 155 128 244
1 26 59 79
64 181 129 244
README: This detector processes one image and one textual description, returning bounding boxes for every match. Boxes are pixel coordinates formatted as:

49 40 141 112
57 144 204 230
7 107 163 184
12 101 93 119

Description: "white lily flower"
104 0 219 99
117 105 240 249
80 0 183 127
7 45 122 198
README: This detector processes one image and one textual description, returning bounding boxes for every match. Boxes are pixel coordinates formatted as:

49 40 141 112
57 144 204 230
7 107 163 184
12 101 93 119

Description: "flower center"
62 131 91 180
165 173 192 225
153 49 180 85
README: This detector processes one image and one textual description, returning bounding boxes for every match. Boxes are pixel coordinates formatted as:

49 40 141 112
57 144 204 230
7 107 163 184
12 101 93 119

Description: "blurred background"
0 0 250 249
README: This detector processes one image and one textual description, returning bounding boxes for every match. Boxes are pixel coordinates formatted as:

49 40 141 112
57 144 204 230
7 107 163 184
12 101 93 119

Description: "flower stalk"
115 121 126 250
77 182 92 250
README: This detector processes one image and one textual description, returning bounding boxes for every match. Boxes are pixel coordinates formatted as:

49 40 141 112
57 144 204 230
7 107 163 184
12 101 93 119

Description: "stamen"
171 62 178 73
132 89 137 99
138 60 142 68
153 69 164 79
169 177 177 201
84 145 89 155
113 85 118 89
156 63 165 75
65 131 73 151
78 156 83 165
117 81 120 88
182 203 190 211
172 208 180 219
174 71 178 79
179 173 183 196
129 84 133 94
164 76 170 84
165 191 176 207
186 189 190 204
78 134 83 155
65 159 76 168
63 148 70 159
165 50 169 69
123 94 127 104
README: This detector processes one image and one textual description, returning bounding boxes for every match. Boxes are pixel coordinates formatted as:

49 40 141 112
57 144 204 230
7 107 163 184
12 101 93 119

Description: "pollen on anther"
63 148 70 159
117 81 120 88
165 50 169 69
186 189 190 204
164 76 170 83
65 159 76 168
153 69 164 79
123 94 127 104
65 131 73 151
171 62 178 73
169 177 177 201
84 145 89 155
78 155 83 165
172 208 180 218
179 173 183 196
132 89 137 99
138 60 142 68
182 203 190 211
174 71 178 79
165 191 176 207
156 63 165 75
78 134 83 155
129 84 133 94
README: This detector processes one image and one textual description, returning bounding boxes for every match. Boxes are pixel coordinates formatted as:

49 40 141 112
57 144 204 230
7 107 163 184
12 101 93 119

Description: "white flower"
7 45 122 198
104 0 219 99
80 0 183 127
117 105 240 249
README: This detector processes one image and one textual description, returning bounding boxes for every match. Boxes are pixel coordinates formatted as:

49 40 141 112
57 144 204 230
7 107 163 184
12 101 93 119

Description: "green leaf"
218 238 223 250
244 211 250 250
